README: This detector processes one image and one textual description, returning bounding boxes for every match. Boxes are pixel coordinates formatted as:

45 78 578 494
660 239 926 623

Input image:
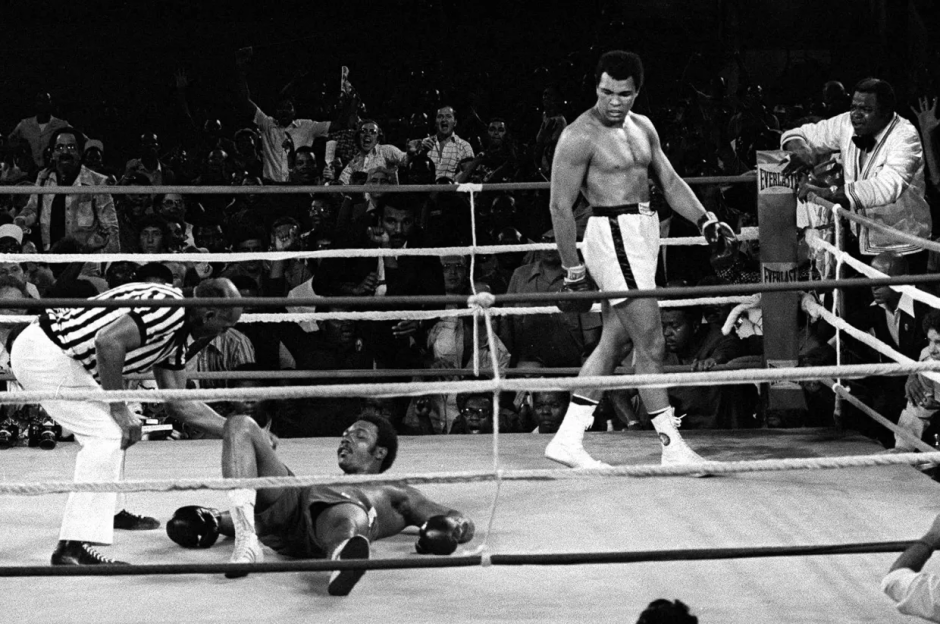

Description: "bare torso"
572 109 653 207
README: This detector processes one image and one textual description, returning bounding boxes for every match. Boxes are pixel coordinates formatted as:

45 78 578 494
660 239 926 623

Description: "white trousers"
10 323 125 544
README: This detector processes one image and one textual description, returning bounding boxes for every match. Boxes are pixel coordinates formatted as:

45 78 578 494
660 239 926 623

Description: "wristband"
696 211 718 232
563 264 587 282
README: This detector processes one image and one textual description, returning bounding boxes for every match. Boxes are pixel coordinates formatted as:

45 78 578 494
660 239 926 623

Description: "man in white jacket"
781 77 931 273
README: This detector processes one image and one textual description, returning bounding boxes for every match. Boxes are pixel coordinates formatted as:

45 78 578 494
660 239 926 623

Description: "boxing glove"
697 212 737 268
558 264 596 314
166 505 222 548
415 515 461 556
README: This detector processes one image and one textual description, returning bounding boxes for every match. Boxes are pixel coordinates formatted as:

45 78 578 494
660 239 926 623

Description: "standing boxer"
545 50 736 469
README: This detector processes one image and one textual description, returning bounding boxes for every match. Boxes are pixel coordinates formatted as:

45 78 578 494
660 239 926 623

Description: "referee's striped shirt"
39 282 189 381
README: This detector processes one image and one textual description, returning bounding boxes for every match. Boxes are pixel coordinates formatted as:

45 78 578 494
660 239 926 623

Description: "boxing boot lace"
51 541 129 566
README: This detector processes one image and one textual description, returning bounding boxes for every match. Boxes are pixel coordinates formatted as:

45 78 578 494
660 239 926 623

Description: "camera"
0 417 19 449
28 418 61 450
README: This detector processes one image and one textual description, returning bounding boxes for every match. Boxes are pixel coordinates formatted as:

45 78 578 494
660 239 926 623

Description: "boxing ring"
1 179 940 623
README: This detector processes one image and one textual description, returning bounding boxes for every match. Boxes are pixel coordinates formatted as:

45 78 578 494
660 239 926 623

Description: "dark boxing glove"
697 211 737 269
557 265 596 314
415 515 461 556
166 505 222 548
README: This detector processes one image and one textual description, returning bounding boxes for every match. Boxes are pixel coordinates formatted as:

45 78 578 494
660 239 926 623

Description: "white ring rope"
808 236 940 310
0 228 760 265
832 213 845 421
803 299 940 385
828 379 936 453
0 296 756 326
2 451 939 496
5 361 940 405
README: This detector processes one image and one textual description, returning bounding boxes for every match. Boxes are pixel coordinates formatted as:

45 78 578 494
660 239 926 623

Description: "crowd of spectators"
1 44 940 452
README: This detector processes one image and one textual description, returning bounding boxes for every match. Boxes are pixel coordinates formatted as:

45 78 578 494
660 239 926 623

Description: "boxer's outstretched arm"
154 366 227 437
393 485 475 544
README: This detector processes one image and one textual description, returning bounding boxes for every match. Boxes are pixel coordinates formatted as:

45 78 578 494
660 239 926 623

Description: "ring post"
756 151 806 422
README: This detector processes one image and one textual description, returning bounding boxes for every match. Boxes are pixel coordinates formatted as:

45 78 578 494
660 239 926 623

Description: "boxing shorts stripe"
608 218 637 290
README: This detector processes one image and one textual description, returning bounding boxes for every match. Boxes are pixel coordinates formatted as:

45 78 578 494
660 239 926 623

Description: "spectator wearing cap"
0 223 24 254
7 92 70 169
123 133 175 187
18 127 119 252
82 139 118 183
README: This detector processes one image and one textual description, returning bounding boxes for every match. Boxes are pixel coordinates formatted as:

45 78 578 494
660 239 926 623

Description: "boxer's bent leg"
314 503 371 558
222 414 285 574
316 503 371 596
10 323 123 545
222 414 290 511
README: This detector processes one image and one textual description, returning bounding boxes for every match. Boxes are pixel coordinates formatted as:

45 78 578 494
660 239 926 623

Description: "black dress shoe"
51 541 130 566
114 509 160 530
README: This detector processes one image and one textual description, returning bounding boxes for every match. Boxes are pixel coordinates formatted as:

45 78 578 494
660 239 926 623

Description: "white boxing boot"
651 407 709 473
545 399 610 469
225 489 263 578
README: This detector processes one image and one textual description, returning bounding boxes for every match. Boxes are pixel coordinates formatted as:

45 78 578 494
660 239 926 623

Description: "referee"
10 277 243 566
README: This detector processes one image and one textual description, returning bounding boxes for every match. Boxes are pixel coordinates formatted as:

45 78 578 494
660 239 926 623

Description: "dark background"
1 0 937 164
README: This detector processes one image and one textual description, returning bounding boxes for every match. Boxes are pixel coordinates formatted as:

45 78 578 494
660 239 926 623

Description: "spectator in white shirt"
882 513 940 622
333 120 409 185
234 47 333 183
409 105 474 181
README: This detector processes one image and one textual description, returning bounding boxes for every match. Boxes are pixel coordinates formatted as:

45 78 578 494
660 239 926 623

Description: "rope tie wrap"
467 292 496 310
